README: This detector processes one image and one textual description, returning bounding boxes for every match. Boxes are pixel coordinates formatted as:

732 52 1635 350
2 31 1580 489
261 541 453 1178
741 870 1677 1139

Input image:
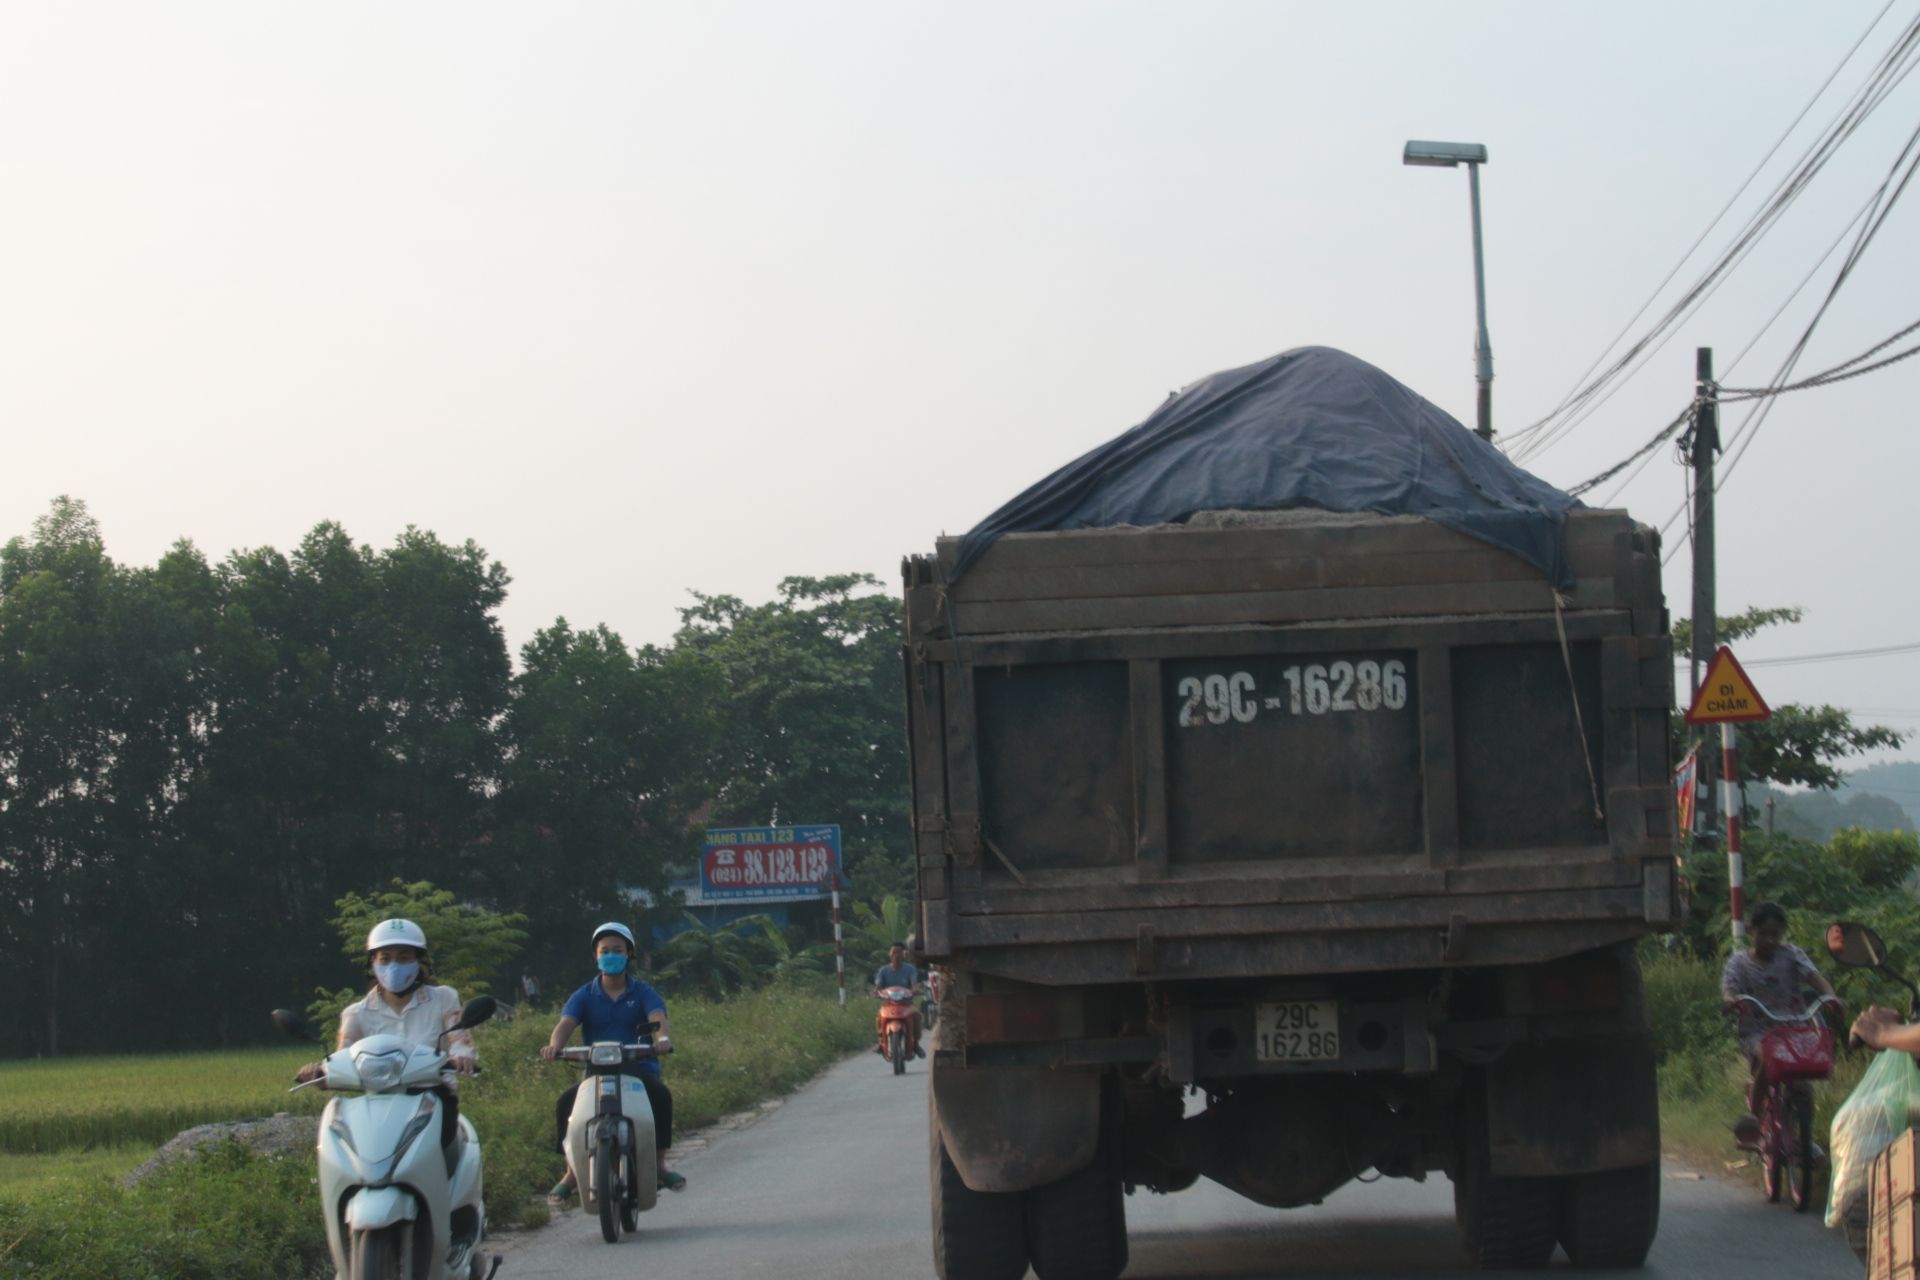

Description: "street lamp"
1403 139 1493 442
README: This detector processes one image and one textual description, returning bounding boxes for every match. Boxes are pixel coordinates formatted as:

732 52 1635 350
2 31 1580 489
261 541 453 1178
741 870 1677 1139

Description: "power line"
1715 110 1920 487
1663 640 1920 667
1506 0 1902 454
1745 640 1920 667
1578 308 1920 498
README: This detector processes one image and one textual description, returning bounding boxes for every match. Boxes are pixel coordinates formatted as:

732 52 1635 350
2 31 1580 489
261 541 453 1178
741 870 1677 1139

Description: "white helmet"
366 917 429 953
590 922 636 950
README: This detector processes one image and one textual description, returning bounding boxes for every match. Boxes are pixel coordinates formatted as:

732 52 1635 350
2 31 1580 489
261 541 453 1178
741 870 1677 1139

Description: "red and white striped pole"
1723 722 1745 943
830 880 846 1007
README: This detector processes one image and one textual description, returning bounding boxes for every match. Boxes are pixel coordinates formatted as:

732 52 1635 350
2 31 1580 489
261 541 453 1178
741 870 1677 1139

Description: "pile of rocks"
121 1112 318 1187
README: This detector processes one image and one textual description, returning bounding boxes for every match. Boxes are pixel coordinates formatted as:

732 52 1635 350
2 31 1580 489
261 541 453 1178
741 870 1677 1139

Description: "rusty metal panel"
903 510 1674 983
927 611 1632 668
1487 1038 1659 1176
1129 660 1169 878
1418 646 1459 867
948 577 1618 635
1162 650 1423 863
1453 642 1608 855
974 662 1132 873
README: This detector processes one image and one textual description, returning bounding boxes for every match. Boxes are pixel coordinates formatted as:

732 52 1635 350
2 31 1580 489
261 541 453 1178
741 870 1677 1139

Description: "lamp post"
1403 139 1493 442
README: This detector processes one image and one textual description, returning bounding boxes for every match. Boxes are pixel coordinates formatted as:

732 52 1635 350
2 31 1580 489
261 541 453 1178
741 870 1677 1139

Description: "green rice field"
0 1046 324 1154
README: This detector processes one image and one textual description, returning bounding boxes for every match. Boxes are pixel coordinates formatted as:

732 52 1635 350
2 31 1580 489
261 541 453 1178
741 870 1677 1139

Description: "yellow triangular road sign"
1684 645 1772 724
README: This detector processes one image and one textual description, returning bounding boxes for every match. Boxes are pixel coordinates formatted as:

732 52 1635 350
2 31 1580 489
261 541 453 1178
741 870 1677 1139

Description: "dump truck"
903 506 1677 1279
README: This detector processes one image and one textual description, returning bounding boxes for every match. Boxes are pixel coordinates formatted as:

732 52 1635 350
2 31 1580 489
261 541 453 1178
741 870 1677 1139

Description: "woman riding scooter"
295 917 477 1147
540 922 686 1199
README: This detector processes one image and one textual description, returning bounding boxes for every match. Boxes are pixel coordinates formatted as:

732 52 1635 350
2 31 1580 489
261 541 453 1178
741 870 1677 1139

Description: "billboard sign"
700 825 842 901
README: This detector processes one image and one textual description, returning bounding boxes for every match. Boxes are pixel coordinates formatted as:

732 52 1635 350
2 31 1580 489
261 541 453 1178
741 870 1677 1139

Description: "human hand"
539 1044 559 1062
450 1056 477 1076
1852 1005 1902 1047
295 1061 326 1084
653 1035 673 1055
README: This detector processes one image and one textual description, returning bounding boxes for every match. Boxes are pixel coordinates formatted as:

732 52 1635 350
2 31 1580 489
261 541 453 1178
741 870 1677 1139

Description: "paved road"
499 1052 1861 1279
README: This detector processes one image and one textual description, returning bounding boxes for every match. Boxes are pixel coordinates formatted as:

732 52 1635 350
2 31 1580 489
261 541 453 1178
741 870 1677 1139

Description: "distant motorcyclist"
293 918 476 1147
1721 901 1841 1144
872 941 926 1059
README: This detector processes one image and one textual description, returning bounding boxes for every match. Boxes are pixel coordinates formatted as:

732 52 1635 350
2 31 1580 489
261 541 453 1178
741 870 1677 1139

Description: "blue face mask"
374 961 420 994
597 952 629 976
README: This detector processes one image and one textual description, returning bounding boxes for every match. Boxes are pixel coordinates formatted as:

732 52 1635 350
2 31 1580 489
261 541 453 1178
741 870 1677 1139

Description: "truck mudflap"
930 1058 1100 1193
1483 1036 1659 1178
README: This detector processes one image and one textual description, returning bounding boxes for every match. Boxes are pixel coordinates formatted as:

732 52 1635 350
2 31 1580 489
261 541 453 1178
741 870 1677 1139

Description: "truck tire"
1558 1161 1659 1269
932 1131 1028 1280
1025 1127 1127 1280
1454 1124 1557 1270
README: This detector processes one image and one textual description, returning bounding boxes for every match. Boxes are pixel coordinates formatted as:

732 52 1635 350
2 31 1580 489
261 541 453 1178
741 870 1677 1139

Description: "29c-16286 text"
1175 659 1409 728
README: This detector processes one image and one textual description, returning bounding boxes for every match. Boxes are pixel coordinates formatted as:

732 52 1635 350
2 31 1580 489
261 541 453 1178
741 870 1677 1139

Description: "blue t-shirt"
874 962 918 990
563 977 669 1078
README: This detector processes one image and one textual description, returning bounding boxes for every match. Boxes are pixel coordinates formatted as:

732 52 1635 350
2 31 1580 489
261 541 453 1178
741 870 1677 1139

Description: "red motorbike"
874 985 919 1075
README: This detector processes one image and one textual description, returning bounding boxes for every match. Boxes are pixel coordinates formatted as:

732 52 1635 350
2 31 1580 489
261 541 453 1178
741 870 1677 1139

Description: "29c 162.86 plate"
1253 1001 1339 1062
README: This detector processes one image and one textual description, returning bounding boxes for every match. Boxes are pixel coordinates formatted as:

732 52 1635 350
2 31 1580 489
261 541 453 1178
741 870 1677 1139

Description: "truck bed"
903 509 1678 985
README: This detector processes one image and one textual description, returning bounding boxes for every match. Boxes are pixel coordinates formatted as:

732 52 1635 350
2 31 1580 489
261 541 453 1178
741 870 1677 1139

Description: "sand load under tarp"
949 346 1581 588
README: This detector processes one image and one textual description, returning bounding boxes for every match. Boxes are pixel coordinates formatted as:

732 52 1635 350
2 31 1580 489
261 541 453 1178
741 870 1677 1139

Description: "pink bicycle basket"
1760 1023 1835 1082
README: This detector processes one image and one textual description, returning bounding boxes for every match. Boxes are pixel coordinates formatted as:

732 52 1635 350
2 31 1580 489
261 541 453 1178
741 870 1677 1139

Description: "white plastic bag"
1827 1047 1920 1230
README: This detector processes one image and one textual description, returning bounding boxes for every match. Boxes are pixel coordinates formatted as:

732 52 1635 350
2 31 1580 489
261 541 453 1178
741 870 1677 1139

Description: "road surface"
500 1052 1860 1279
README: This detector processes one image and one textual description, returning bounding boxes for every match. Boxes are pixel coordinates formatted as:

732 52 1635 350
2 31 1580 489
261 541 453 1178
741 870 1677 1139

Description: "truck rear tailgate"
903 510 1678 984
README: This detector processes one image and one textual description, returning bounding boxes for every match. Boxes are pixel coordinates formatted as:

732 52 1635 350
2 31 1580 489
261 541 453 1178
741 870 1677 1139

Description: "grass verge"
0 979 869 1280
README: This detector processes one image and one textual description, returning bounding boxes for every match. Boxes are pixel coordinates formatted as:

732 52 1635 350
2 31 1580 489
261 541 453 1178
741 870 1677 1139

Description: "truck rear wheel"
1454 1127 1557 1270
1558 1161 1659 1269
931 1132 1028 1280
1025 1128 1127 1280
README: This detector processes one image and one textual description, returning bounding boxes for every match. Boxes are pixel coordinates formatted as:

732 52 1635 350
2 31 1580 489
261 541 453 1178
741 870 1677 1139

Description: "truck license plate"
1253 1001 1340 1062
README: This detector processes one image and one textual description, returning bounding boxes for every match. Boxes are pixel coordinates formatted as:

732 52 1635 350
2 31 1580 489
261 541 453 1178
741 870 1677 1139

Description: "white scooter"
275 998 501 1280
554 1033 667 1243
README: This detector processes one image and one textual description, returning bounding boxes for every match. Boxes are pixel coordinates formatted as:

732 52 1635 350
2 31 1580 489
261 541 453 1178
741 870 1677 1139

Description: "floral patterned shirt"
1721 943 1821 1045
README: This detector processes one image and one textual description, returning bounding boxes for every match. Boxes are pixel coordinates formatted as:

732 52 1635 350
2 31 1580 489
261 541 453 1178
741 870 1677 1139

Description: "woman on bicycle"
1721 901 1842 1144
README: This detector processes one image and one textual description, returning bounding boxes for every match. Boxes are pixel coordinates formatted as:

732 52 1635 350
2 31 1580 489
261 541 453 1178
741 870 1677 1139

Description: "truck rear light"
965 992 1078 1044
1529 953 1622 1013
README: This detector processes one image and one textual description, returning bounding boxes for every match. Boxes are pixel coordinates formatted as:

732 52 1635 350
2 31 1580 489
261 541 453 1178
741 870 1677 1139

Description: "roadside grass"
0 980 869 1280
0 1145 155 1193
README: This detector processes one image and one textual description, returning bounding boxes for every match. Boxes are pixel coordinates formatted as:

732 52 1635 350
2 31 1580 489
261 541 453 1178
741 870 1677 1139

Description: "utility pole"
1689 347 1720 834
1468 159 1494 442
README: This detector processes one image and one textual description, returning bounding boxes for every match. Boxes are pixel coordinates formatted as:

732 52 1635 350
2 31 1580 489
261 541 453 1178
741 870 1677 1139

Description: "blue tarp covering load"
951 346 1584 588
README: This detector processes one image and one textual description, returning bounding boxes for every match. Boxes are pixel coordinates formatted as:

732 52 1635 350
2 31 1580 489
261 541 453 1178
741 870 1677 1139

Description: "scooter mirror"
453 996 497 1031
271 1009 324 1043
1827 921 1888 969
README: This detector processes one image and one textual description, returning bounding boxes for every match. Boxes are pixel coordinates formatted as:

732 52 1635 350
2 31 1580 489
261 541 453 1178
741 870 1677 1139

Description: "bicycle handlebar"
1729 992 1842 1024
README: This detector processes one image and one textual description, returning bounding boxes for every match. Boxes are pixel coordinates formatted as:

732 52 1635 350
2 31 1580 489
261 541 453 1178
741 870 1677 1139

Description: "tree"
0 500 221 1054
653 915 778 1000
671 575 911 912
308 879 527 1027
486 620 722 986
848 894 915 975
1827 827 1920 892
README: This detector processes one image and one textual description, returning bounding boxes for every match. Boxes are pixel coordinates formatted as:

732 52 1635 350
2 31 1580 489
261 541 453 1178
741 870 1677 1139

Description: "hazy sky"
5 3 1917 765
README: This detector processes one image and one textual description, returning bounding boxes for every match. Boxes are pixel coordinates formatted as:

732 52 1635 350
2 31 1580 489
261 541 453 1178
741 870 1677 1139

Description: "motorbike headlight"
589 1044 625 1067
353 1047 407 1092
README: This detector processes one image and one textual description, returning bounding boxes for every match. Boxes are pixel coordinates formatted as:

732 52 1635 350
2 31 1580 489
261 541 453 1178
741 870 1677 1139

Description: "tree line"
0 498 910 1057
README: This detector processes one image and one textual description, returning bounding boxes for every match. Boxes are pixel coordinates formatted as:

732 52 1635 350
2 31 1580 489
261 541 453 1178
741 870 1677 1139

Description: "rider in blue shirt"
540 923 685 1197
